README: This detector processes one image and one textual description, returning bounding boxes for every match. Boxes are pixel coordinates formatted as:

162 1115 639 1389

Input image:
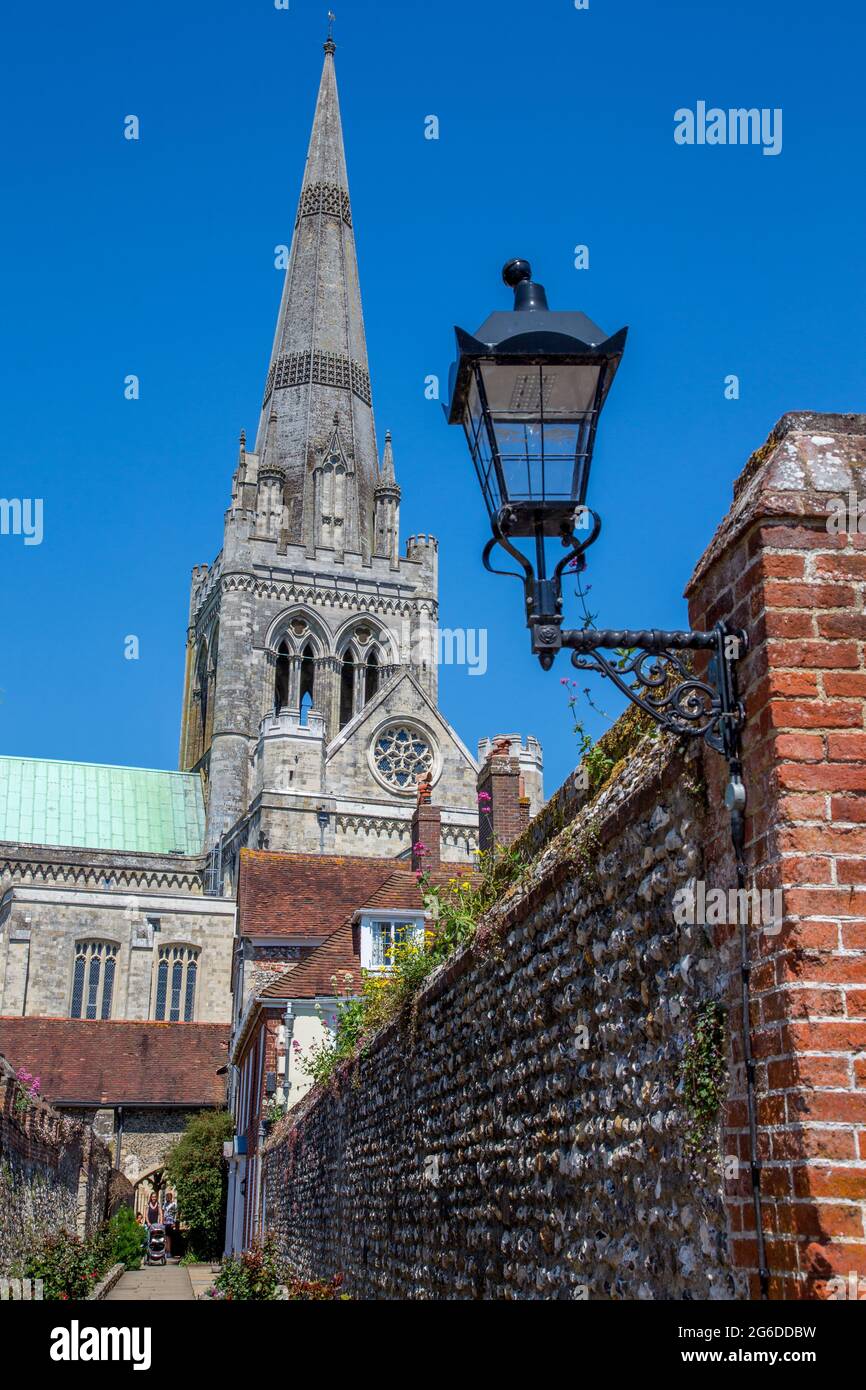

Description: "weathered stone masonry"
264 736 739 1300
0 1055 110 1274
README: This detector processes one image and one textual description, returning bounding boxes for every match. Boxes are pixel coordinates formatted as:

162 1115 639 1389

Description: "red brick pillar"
686 411 866 1299
411 776 441 871
477 737 531 852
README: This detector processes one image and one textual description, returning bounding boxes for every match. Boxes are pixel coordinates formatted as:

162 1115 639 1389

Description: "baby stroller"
147 1224 166 1266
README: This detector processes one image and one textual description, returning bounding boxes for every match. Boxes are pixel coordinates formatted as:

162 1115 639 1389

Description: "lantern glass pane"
474 361 602 505
541 363 603 417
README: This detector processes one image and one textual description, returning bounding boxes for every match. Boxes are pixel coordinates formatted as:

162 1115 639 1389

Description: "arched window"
365 650 380 704
195 642 209 758
154 945 200 1023
339 655 355 729
299 643 315 726
275 640 290 712
71 941 118 1020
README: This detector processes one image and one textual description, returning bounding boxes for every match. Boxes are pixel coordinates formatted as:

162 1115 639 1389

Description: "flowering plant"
13 1066 41 1114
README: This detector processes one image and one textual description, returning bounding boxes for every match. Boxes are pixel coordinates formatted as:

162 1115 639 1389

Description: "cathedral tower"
177 39 542 883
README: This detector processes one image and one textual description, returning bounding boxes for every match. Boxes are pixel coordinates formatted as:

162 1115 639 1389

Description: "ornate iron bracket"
560 624 748 757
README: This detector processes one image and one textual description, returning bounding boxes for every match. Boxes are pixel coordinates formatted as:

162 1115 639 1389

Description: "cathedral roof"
0 1019 228 1107
255 39 380 554
0 756 205 857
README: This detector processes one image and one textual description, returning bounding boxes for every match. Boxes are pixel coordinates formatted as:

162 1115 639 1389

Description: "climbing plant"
682 1001 728 1153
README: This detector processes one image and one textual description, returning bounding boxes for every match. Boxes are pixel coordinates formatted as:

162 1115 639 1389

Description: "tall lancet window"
275 640 291 712
339 654 356 729
319 454 346 548
71 941 118 1020
300 644 316 726
365 650 380 704
195 642 209 761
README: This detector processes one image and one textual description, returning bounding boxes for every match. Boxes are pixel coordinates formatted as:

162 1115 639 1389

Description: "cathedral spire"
256 38 379 559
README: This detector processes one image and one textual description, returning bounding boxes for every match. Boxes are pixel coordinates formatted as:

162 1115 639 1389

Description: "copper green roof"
0 756 205 856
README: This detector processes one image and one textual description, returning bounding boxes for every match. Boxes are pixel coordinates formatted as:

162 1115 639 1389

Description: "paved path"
105 1263 195 1301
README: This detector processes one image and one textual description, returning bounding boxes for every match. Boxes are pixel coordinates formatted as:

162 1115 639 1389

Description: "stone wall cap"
686 410 866 599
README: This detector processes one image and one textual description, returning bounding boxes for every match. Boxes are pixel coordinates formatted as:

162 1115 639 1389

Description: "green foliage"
106 1206 147 1271
23 1207 150 1297
561 679 618 791
210 1238 284 1301
295 845 525 1091
165 1109 234 1259
25 1229 107 1301
683 1001 728 1152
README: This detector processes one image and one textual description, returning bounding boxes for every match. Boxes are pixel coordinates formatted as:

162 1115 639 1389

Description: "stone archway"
132 1164 166 1218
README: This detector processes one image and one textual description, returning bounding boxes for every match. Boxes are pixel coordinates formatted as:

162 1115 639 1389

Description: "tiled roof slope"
237 849 405 938
0 756 205 856
258 865 478 1001
261 920 360 999
0 1019 229 1106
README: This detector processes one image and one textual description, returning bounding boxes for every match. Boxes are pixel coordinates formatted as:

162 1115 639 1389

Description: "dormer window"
359 914 425 970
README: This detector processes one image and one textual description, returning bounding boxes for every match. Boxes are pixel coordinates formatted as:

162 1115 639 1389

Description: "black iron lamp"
447 259 627 660
446 260 768 1300
446 259 747 761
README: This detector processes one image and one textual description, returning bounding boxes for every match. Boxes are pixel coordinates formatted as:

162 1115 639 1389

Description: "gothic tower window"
300 643 316 725
275 640 290 712
319 454 347 549
365 649 380 703
154 944 200 1023
70 941 118 1020
194 641 209 763
339 654 355 729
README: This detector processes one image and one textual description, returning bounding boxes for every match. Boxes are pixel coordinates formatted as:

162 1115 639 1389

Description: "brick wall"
687 412 866 1298
0 1054 110 1274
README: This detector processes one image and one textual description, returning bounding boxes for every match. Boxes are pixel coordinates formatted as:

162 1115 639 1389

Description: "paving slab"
105 1264 194 1301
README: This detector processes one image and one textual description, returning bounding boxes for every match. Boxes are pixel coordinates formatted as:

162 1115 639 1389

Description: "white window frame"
358 912 426 971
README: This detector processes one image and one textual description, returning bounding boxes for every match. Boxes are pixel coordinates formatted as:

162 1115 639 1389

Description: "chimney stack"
411 774 441 871
477 736 531 852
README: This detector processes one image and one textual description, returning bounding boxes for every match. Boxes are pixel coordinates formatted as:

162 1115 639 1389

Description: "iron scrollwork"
562 626 747 754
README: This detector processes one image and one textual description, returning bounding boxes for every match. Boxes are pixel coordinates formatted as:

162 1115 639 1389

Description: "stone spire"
379 429 396 485
255 38 379 559
374 429 401 567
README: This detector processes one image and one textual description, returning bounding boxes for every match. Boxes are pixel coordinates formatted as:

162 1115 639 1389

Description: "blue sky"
1 0 864 796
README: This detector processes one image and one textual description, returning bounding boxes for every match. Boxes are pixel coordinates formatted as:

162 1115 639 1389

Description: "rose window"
372 725 434 791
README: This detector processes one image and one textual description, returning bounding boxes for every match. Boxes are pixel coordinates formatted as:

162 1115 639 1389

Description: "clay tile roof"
261 920 361 1000
0 1018 229 1107
258 865 479 1002
237 849 406 939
